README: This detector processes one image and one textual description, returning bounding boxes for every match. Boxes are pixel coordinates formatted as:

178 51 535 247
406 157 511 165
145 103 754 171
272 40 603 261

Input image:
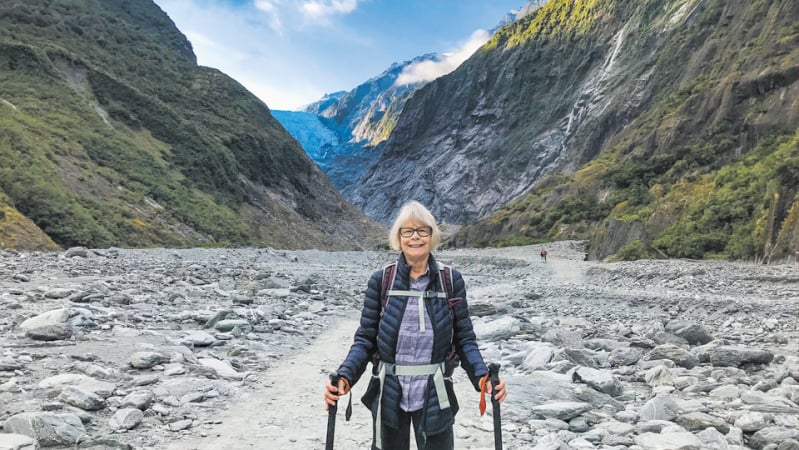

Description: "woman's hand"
323 377 350 410
488 377 507 404
480 375 508 404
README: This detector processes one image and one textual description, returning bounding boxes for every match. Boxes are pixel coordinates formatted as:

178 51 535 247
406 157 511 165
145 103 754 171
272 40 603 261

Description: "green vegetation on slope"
0 0 382 250
450 0 799 261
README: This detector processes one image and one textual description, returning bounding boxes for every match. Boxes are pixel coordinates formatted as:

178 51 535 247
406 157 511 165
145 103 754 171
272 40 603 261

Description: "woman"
324 200 507 450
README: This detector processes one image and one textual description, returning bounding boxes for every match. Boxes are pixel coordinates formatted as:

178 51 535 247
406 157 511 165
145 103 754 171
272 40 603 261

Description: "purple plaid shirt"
396 272 434 412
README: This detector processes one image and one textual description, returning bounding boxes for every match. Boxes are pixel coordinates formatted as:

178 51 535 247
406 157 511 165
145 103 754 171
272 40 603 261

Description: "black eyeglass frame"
399 226 432 238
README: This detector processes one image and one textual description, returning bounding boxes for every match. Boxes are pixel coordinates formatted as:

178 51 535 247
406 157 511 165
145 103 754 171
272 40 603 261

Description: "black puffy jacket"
338 252 488 436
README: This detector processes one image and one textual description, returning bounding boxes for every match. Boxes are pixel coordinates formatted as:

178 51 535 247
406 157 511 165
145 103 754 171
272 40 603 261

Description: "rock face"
273 56 436 194
0 242 797 449
347 0 799 262
277 4 549 199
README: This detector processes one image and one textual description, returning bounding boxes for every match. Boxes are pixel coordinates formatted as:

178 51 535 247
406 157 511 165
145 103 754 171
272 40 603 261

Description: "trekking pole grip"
326 373 340 450
488 363 502 450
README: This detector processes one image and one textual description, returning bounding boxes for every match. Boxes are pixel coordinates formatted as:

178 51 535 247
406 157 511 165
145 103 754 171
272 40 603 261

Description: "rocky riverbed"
0 242 797 450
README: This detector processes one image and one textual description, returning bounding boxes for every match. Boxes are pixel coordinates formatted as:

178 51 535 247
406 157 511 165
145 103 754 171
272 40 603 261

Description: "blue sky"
153 0 524 110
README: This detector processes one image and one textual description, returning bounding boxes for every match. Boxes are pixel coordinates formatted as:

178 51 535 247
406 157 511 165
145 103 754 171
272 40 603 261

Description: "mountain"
495 0 549 29
0 0 384 251
350 0 799 261
269 111 340 170
304 54 439 147
275 2 548 193
274 54 438 191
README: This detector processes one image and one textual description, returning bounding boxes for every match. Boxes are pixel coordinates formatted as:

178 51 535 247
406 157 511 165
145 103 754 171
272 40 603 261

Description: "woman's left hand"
487 377 508 404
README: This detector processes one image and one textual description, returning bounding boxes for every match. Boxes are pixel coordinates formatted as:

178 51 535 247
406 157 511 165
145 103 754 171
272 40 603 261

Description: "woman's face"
399 220 432 261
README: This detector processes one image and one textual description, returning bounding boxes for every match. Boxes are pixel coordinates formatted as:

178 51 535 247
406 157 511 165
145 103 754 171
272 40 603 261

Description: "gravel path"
1 242 797 450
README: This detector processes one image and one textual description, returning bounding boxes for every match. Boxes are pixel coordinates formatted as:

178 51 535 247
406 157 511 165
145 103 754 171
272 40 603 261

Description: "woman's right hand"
324 376 350 410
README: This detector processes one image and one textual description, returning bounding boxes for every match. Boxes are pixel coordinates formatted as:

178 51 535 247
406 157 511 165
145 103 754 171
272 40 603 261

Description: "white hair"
388 200 441 251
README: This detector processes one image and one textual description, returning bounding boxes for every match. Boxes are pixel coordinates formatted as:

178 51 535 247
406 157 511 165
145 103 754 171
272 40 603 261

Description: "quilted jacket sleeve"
450 268 488 390
337 269 382 387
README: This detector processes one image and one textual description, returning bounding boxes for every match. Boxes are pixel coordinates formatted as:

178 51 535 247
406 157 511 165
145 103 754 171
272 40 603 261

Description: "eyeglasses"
399 227 432 238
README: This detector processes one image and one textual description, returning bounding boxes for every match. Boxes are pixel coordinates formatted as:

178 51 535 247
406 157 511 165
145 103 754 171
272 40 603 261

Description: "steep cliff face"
304 56 435 147
273 57 434 192
0 0 384 250
277 2 548 199
350 0 799 260
349 1 668 223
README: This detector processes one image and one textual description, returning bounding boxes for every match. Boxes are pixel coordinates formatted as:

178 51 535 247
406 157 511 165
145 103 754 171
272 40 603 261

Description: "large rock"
675 411 730 434
108 408 143 430
671 324 713 346
639 395 680 421
198 358 243 380
571 366 623 396
57 385 106 411
555 348 607 369
695 427 729 450
541 328 584 348
0 433 36 450
472 316 521 342
645 344 698 369
749 427 799 450
741 390 799 414
530 401 592 420
644 365 675 387
734 411 769 432
521 344 555 371
3 412 86 447
698 345 774 367
128 351 168 369
18 309 72 341
609 347 644 366
634 431 702 450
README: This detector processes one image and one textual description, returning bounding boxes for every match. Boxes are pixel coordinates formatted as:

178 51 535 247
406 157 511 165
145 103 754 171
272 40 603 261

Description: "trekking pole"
326 373 340 450
488 363 503 450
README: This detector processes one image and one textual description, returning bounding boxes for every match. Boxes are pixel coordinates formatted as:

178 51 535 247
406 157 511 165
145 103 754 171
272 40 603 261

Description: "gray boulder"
645 344 698 369
542 328 584 348
675 411 730 434
571 366 623 396
699 345 774 367
0 433 36 450
634 431 702 450
639 395 680 421
57 385 106 411
108 408 143 430
3 412 86 447
18 309 72 341
750 427 799 450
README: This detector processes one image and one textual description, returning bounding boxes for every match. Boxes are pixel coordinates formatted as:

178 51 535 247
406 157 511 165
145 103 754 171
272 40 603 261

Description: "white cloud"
254 0 283 33
395 29 491 86
301 0 359 20
254 0 279 13
251 0 360 31
184 31 251 68
154 0 369 110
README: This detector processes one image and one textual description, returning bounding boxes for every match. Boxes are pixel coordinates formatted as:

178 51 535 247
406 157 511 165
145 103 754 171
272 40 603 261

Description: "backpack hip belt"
373 361 450 449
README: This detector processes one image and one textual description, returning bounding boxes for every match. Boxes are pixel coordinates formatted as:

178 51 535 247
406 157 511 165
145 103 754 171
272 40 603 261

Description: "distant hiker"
540 248 547 262
324 200 507 450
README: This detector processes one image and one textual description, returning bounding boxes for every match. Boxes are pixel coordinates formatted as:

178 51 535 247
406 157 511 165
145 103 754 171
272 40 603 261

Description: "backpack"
375 262 461 376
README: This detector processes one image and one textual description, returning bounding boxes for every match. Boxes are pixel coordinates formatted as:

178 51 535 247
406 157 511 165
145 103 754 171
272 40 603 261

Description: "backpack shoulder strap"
437 263 454 300
379 262 397 314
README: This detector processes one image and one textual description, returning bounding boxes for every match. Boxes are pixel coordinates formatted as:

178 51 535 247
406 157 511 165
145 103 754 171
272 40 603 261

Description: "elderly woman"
324 200 507 450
